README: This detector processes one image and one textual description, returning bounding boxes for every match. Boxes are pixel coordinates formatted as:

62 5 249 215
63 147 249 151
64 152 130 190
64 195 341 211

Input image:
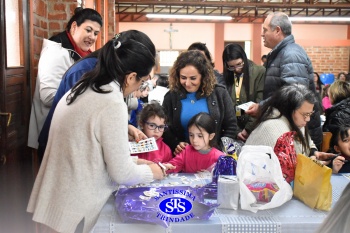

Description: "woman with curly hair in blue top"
162 50 239 155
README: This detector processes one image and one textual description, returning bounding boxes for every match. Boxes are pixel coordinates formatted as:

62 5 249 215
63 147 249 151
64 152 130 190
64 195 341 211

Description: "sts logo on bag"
155 189 196 222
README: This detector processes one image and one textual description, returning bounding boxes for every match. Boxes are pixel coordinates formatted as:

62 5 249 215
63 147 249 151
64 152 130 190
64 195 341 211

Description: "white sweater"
246 109 316 156
27 81 154 233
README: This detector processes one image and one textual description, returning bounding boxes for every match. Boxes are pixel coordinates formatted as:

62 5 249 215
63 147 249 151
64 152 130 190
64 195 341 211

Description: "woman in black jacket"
162 50 239 154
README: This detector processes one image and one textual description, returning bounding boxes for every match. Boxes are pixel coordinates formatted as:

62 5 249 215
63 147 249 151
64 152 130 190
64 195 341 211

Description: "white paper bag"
217 175 240 210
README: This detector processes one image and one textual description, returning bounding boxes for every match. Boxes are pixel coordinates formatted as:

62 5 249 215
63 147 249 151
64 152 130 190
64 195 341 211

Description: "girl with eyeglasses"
222 44 266 142
163 112 224 173
136 101 173 163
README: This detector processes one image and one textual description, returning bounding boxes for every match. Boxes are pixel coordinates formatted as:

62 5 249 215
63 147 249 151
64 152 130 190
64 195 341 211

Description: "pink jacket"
136 137 172 163
322 96 332 111
167 145 223 173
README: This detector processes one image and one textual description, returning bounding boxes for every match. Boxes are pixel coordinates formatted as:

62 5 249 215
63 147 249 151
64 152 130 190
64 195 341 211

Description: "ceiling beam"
115 1 350 23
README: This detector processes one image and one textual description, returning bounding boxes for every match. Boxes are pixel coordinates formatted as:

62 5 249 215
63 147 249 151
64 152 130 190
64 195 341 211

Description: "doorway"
0 0 31 164
0 2 35 232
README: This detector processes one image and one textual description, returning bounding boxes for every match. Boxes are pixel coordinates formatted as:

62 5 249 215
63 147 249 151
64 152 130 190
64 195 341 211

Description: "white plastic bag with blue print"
237 145 293 213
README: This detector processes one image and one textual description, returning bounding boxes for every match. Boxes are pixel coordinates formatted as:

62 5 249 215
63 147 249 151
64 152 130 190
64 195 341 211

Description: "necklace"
187 92 196 104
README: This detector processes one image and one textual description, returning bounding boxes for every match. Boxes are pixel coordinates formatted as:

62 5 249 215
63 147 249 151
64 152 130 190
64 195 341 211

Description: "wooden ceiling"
115 0 350 24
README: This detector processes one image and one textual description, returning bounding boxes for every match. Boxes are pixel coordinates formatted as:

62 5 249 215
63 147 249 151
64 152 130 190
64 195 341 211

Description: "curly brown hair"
169 50 216 96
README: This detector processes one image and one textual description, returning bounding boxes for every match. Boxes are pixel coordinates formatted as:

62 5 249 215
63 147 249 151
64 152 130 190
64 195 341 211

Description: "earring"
71 26 76 36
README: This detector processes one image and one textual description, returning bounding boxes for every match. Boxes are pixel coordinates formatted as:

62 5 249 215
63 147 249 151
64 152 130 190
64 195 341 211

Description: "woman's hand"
128 124 147 142
137 158 153 165
237 129 249 141
174 142 189 155
313 151 337 161
245 103 260 117
332 156 346 174
148 163 165 180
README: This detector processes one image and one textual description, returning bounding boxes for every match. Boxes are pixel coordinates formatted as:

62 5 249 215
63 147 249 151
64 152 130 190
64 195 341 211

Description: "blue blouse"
180 92 209 139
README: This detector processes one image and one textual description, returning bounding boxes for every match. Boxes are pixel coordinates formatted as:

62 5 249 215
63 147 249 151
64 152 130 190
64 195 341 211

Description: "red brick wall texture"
32 0 77 79
305 46 350 75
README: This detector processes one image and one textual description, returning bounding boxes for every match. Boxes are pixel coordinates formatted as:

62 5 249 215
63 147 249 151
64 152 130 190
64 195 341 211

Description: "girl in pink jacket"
164 112 224 173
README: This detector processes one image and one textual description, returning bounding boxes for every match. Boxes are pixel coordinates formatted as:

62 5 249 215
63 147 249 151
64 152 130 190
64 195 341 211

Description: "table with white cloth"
91 173 350 233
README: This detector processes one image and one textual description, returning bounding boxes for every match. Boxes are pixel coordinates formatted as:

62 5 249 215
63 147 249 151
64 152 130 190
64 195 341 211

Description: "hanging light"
146 14 232 21
290 17 350 22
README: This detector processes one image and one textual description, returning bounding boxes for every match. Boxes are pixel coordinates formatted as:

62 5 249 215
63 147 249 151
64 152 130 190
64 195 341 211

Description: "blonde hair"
329 80 350 105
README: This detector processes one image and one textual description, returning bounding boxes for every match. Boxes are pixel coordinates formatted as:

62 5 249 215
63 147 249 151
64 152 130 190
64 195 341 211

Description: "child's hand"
174 142 188 155
163 163 176 170
198 169 211 173
332 156 345 173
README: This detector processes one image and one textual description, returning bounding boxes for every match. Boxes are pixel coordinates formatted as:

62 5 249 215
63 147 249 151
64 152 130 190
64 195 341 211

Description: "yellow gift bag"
293 154 332 211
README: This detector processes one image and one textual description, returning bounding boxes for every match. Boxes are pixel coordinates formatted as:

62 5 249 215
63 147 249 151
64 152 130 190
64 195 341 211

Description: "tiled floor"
0 155 37 233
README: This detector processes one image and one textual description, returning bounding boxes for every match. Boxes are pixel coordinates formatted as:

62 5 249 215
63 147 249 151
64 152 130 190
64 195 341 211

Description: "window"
158 50 180 73
5 0 23 67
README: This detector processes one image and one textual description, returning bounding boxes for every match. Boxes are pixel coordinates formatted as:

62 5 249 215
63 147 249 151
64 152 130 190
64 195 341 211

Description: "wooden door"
0 0 30 164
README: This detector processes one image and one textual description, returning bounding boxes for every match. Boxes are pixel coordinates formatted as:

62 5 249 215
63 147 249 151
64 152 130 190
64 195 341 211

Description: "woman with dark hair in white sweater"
246 84 333 160
27 32 164 233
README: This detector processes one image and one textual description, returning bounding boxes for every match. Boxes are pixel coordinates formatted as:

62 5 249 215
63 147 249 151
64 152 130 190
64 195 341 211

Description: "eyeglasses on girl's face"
226 61 244 71
144 121 168 132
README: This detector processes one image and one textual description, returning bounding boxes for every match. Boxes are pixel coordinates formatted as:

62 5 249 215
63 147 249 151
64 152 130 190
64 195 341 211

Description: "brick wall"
108 0 116 40
32 0 48 78
32 0 77 83
305 46 350 76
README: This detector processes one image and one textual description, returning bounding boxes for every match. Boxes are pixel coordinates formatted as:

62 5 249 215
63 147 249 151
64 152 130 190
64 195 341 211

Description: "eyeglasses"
298 110 315 120
226 61 244 71
144 122 168 132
